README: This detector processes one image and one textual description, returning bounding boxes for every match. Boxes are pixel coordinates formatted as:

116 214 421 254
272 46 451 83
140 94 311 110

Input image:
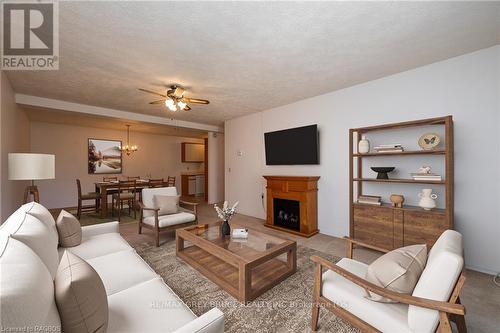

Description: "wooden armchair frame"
311 237 467 333
138 200 198 247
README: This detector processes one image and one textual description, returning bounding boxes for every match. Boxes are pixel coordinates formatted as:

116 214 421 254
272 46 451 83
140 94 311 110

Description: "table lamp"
8 153 55 203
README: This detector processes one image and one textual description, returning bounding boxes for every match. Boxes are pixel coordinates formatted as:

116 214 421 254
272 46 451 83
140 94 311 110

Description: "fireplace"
264 176 320 237
273 198 300 231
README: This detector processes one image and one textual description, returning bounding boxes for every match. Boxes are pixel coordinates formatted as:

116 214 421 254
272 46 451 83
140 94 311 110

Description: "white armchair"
138 187 198 246
311 230 466 333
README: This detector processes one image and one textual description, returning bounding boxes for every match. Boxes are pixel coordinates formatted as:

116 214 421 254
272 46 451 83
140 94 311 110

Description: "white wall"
0 72 31 221
225 45 500 274
208 132 225 204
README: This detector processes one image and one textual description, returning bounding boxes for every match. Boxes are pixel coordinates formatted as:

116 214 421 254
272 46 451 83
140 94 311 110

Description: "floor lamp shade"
8 153 55 180
8 153 55 203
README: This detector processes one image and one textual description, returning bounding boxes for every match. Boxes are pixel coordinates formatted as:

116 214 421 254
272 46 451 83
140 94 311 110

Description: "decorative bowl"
371 167 395 179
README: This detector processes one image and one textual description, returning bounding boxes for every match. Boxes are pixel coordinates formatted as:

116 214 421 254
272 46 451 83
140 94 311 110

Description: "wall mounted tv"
264 125 319 165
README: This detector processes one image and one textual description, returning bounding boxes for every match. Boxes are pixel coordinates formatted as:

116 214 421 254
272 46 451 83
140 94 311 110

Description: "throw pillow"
365 244 427 303
56 210 82 247
153 195 180 215
55 251 108 333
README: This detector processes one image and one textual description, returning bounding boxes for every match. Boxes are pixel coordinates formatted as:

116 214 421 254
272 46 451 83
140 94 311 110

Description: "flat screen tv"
264 125 319 165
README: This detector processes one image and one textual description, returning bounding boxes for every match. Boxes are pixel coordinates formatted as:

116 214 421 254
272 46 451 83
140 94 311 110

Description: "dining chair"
76 179 100 219
167 176 176 187
111 180 137 221
149 178 164 188
127 176 140 181
103 176 118 182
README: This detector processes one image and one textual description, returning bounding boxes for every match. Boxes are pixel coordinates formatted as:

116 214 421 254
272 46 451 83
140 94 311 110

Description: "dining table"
94 179 154 218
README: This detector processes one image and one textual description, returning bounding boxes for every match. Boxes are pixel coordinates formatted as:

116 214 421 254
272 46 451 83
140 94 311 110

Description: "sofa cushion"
86 250 158 295
154 194 180 215
107 278 196 333
63 232 132 260
322 258 410 332
55 251 108 333
0 236 61 331
143 212 196 228
408 230 463 333
56 210 82 247
365 244 427 302
142 187 178 217
10 214 59 278
24 202 57 233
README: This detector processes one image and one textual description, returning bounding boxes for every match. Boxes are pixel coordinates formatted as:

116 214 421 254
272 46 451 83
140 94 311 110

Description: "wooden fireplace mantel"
263 175 320 237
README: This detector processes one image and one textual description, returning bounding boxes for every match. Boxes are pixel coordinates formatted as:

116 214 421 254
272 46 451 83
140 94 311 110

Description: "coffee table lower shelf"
176 240 296 303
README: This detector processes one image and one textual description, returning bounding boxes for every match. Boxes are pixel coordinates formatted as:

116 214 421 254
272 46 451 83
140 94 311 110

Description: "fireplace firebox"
273 198 300 231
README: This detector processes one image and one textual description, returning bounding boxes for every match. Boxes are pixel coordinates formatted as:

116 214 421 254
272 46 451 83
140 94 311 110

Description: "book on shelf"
375 149 404 153
375 144 402 148
357 195 382 205
411 173 442 181
357 200 382 206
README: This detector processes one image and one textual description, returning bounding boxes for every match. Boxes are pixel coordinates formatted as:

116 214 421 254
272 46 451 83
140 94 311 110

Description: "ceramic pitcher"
418 189 437 210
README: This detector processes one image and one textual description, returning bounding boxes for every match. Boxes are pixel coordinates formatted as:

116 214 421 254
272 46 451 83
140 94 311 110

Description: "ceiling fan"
139 85 209 112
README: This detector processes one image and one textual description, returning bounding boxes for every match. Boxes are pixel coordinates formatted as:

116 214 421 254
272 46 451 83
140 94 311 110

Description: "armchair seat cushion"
82 192 100 200
322 258 410 333
143 212 196 228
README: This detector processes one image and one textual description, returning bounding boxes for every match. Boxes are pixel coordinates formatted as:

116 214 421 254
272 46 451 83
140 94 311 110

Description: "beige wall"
30 121 204 209
1 72 31 221
207 132 224 204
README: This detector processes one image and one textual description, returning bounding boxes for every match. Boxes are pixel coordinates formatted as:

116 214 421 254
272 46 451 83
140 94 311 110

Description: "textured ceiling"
6 1 500 126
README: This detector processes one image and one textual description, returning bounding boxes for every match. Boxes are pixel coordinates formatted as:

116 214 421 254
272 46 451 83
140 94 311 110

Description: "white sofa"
0 202 224 333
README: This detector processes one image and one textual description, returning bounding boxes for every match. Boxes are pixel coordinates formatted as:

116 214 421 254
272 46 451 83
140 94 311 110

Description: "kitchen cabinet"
181 143 205 162
181 173 205 196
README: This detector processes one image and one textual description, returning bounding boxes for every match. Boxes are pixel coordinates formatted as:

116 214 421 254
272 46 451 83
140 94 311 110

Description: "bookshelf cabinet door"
353 205 394 250
403 210 447 249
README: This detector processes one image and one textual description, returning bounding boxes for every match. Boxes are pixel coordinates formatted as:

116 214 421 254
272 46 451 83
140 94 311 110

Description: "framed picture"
88 138 122 174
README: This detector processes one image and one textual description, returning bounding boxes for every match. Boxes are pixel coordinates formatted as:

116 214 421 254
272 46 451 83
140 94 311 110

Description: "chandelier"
120 125 138 156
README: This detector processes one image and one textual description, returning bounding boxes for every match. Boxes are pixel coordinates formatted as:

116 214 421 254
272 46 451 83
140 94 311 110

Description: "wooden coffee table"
176 222 297 303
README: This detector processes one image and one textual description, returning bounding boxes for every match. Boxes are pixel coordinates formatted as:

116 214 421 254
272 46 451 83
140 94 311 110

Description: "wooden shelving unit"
349 116 454 250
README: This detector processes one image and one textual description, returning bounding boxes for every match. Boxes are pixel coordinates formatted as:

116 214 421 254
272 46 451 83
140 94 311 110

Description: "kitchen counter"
181 173 205 196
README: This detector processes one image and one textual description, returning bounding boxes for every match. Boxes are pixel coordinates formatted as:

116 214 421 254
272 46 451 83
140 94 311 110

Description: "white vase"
358 135 370 154
418 189 437 210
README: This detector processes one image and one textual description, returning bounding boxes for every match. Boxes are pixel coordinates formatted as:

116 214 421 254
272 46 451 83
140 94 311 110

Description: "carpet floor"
133 240 360 333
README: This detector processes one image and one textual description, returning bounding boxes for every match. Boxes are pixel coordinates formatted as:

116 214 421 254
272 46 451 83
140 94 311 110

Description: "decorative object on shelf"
214 200 239 236
357 195 381 206
411 165 442 181
390 194 405 208
418 133 441 150
418 189 438 210
8 153 55 203
358 135 370 154
373 144 404 153
88 138 122 174
120 125 139 156
371 167 395 179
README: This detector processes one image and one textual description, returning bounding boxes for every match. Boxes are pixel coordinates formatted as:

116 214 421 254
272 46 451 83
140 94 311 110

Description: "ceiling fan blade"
149 99 165 105
184 97 209 104
183 105 191 111
138 88 167 98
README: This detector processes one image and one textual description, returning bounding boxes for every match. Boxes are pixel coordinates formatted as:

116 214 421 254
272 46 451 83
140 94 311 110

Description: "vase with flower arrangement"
214 201 239 236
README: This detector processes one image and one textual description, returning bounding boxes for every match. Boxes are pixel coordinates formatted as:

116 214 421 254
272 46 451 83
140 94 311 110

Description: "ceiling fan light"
177 101 187 110
165 98 175 108
168 104 177 112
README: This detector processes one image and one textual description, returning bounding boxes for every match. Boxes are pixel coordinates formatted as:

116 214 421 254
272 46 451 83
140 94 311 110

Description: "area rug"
133 241 360 333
